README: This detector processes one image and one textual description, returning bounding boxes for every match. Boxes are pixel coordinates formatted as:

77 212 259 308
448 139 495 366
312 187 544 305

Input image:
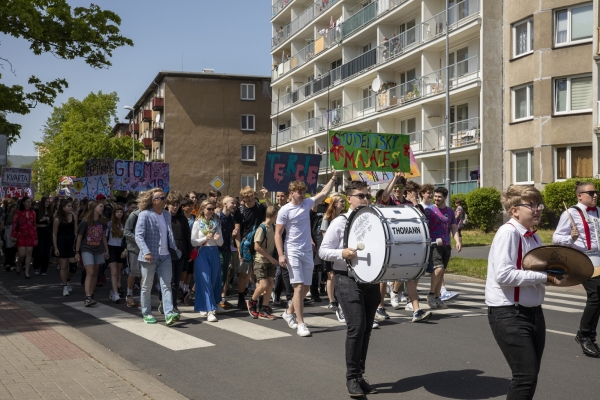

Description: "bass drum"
344 205 430 283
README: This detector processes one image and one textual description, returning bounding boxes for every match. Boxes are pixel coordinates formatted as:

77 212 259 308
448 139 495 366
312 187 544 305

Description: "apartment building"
270 0 503 194
124 71 271 195
504 1 596 188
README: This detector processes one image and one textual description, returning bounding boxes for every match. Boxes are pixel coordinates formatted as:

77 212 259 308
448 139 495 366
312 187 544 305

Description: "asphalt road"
454 246 490 260
1 267 598 400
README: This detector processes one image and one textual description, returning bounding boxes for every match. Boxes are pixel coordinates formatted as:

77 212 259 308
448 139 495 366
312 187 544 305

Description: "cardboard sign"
328 130 410 172
349 171 395 186
112 160 170 192
2 168 32 188
263 151 322 193
85 158 114 177
1 187 32 198
71 174 111 200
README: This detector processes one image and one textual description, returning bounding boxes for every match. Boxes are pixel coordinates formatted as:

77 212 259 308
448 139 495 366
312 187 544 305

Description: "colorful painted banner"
2 168 32 188
349 171 394 186
112 160 170 192
85 158 114 177
59 176 76 186
328 130 410 172
71 175 111 200
1 187 32 198
263 151 322 193
406 147 420 178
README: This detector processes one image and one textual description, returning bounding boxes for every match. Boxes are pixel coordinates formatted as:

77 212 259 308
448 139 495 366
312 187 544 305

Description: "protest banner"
112 160 170 192
85 158 114 177
71 175 111 200
1 187 32 198
263 151 322 193
328 130 410 172
2 168 32 188
349 171 394 186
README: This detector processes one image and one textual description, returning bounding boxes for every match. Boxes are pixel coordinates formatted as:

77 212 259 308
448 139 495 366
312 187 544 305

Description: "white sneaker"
207 311 217 322
199 311 208 317
282 310 298 329
372 321 380 329
111 292 121 304
399 292 408 303
216 305 226 314
62 286 69 297
390 292 400 308
297 323 311 337
67 283 73 292
405 302 414 311
436 298 448 309
427 294 438 309
386 282 393 295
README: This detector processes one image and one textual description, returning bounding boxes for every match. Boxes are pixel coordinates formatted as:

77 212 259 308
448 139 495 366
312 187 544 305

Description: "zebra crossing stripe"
180 313 292 340
64 302 215 350
450 282 587 301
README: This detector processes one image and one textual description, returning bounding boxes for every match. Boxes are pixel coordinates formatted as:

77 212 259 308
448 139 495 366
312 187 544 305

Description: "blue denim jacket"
134 209 181 262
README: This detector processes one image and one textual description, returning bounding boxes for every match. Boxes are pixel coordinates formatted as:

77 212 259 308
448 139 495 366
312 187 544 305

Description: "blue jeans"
194 246 222 312
140 254 174 317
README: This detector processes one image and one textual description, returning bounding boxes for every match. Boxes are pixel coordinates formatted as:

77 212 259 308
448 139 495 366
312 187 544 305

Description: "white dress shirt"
485 219 547 307
318 211 351 272
553 203 599 252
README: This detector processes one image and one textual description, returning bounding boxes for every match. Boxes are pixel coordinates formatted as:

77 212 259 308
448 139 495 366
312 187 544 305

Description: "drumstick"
563 202 577 230
356 243 365 251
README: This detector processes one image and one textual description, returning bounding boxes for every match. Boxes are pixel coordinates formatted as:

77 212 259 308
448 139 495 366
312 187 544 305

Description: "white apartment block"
270 0 503 194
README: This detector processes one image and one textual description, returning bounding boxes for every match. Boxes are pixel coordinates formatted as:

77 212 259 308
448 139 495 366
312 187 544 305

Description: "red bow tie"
524 230 537 237
587 207 597 212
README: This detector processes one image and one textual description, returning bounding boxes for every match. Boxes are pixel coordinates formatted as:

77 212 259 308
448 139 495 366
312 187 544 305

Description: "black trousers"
33 226 52 273
579 276 600 339
335 273 380 380
488 305 545 400
311 264 322 298
273 265 294 301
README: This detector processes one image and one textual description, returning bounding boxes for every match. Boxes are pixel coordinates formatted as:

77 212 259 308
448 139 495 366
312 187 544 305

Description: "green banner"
328 130 410 172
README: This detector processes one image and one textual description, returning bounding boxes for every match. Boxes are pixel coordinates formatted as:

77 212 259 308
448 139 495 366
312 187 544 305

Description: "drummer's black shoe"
346 379 364 397
592 340 600 353
357 377 378 394
575 334 600 357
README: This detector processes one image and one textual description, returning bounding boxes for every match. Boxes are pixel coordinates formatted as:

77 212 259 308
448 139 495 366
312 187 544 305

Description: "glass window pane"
241 85 247 99
514 87 528 119
407 118 416 133
571 5 593 41
555 79 567 112
515 152 529 182
457 160 468 181
530 21 534 51
248 84 255 99
241 116 247 130
529 86 534 116
249 115 255 129
557 148 567 179
556 10 568 44
571 76 592 110
515 22 528 55
530 151 534 181
571 146 593 178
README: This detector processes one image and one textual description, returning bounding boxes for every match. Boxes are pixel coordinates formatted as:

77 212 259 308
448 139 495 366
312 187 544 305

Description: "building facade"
504 0 596 188
270 0 503 193
124 71 272 195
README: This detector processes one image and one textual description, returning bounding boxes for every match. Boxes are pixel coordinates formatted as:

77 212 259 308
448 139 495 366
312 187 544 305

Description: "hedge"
465 187 503 232
542 178 600 215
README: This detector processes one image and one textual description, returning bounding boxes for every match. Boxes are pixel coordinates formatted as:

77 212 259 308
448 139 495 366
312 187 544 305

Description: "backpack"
241 224 267 263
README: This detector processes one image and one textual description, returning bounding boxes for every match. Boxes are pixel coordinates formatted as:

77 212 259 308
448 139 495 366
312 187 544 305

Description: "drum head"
344 206 387 283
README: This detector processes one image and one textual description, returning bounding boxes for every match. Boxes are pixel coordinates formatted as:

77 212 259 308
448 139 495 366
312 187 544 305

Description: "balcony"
275 115 327 146
152 128 164 141
342 1 377 39
130 123 139 133
152 97 164 111
142 138 152 148
411 117 480 153
142 110 152 122
435 181 479 195
272 0 293 19
124 131 131 137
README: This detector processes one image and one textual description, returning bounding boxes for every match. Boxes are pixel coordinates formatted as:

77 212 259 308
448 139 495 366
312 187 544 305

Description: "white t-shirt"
155 211 169 256
277 197 316 252
420 202 434 210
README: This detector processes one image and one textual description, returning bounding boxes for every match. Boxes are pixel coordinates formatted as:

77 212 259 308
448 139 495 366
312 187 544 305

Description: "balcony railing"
152 97 164 111
272 0 292 18
435 180 479 195
274 115 328 146
342 1 377 38
130 123 139 133
142 138 152 148
142 110 152 122
271 0 340 49
411 117 480 153
153 129 164 141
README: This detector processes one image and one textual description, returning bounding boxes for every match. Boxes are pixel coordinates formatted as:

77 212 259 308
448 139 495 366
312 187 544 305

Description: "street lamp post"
444 0 451 206
124 106 135 161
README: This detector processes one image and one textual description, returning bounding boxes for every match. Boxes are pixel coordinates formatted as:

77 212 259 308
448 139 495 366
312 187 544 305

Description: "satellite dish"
155 114 161 124
372 77 382 92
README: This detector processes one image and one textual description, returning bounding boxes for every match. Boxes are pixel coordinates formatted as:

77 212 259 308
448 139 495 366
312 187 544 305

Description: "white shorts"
286 250 314 285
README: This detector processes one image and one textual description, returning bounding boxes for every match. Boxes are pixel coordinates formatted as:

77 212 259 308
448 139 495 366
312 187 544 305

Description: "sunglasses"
205 207 216 211
348 194 369 199
580 191 599 197
153 196 166 201
394 186 404 190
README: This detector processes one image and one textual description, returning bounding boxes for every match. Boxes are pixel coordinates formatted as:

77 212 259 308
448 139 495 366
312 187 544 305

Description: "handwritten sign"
71 175 111 200
263 151 322 193
2 168 32 188
349 171 394 186
1 187 32 199
329 130 410 172
85 158 114 177
112 160 170 192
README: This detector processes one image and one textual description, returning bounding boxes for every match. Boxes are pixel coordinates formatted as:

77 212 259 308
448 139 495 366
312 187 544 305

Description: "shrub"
543 178 600 215
465 187 503 232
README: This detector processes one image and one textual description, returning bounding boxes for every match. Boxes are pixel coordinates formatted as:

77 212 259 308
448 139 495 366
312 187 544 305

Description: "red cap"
95 194 107 200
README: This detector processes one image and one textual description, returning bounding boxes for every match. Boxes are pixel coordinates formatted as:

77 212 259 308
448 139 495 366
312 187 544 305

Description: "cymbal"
522 245 593 287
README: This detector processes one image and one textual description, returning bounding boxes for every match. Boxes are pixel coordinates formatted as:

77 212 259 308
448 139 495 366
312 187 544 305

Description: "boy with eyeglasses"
553 181 600 357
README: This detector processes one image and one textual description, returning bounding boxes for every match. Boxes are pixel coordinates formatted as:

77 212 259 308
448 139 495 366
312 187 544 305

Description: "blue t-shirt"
218 211 234 252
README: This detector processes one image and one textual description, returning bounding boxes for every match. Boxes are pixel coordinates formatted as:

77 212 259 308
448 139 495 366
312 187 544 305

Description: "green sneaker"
172 312 181 322
143 315 157 324
165 313 177 326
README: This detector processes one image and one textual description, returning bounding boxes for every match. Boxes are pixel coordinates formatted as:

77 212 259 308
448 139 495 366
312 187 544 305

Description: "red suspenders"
572 208 592 251
507 223 538 303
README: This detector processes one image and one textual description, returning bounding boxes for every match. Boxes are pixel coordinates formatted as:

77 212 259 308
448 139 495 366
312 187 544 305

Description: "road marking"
180 313 292 340
548 329 576 337
64 302 214 350
450 282 587 301
456 293 585 308
304 314 344 328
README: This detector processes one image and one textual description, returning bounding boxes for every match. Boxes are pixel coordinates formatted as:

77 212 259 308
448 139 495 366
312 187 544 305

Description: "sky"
2 0 272 156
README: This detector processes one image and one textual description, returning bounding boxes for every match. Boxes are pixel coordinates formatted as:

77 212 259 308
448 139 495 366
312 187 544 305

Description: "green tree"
34 91 143 195
0 1 133 145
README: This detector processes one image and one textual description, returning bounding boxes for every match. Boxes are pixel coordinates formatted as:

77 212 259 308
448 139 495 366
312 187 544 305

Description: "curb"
8 289 188 400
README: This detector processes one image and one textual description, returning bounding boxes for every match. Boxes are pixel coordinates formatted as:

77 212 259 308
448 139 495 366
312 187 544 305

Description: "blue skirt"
193 246 222 312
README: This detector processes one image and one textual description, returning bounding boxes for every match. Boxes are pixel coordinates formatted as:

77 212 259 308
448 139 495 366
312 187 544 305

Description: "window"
449 160 469 181
556 145 592 180
241 115 255 131
399 19 416 45
241 175 256 190
362 86 373 110
240 84 255 100
554 74 592 114
241 145 255 161
555 3 593 46
512 84 534 121
513 150 534 183
362 43 372 53
401 118 417 142
449 47 469 77
331 58 342 70
513 18 533 57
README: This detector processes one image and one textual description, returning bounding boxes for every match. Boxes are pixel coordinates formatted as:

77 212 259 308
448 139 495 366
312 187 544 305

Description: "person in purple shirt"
424 187 462 309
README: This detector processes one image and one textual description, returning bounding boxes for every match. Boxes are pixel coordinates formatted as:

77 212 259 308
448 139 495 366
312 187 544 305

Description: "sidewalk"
0 284 187 400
